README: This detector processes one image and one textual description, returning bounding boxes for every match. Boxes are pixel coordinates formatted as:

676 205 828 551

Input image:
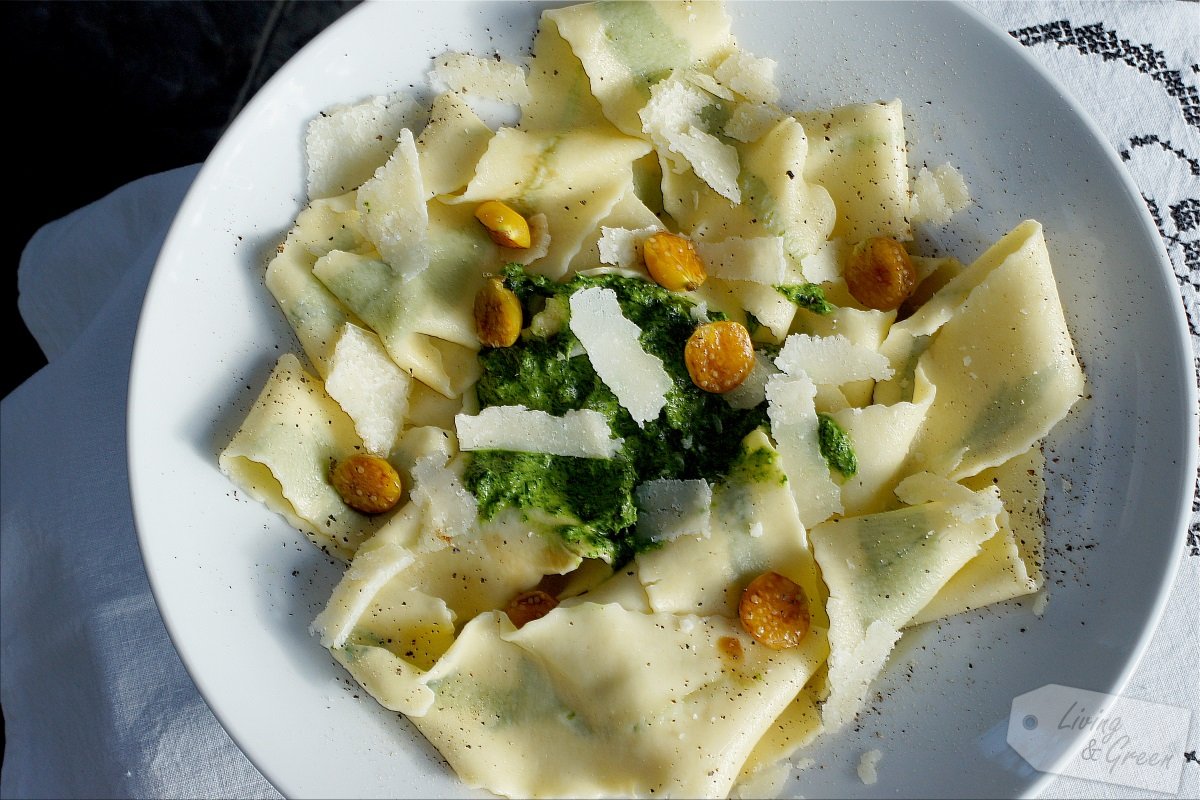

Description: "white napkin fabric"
1 166 279 800
2 2 1197 799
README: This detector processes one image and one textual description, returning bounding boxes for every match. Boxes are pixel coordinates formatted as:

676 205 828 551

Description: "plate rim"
949 1 1197 793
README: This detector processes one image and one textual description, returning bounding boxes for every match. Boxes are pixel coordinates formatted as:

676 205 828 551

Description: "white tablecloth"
2 2 1197 798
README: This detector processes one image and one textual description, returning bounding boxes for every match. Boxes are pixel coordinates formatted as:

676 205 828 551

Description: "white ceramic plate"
127 2 1197 798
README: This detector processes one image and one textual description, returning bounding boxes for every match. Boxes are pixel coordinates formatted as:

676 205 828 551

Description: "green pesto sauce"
776 282 835 315
817 413 858 477
724 439 787 487
465 265 768 564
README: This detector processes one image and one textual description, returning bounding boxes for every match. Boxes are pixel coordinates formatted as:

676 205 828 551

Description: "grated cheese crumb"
910 163 971 225
1032 589 1050 617
857 749 883 785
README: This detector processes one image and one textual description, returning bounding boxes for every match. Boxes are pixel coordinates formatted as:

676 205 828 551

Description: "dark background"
1 0 359 771
3 0 360 401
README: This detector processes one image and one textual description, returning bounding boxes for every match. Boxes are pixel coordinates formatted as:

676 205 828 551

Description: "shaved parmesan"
356 129 429 277
713 50 780 104
723 102 782 143
821 618 902 732
455 406 621 458
723 352 779 410
640 76 741 203
799 237 851 284
635 479 713 542
410 453 478 540
429 51 532 106
774 333 894 384
895 474 1004 522
672 129 742 204
324 323 411 456
598 225 663 270
766 372 843 527
306 93 421 199
682 69 735 101
569 287 671 426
